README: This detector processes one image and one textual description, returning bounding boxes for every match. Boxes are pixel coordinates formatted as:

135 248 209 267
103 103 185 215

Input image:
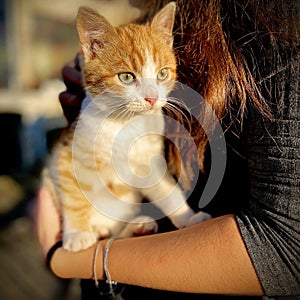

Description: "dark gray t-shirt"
235 57 300 296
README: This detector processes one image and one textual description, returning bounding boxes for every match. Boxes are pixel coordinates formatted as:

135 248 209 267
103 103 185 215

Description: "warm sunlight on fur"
43 2 211 252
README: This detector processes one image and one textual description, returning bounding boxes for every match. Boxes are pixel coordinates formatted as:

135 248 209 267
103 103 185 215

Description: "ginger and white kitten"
43 2 210 252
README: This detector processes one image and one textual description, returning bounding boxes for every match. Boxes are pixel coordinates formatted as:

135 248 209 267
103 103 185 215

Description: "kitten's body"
43 3 210 252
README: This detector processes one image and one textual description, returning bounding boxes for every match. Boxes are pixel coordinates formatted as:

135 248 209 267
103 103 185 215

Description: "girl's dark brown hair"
133 0 299 187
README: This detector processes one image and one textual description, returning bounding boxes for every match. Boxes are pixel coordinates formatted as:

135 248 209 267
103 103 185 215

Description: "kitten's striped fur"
43 2 211 252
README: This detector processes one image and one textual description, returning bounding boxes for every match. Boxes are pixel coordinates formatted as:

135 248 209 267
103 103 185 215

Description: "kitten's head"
77 2 177 115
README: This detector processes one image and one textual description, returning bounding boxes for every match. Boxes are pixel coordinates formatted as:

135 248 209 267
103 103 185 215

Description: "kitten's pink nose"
145 97 157 107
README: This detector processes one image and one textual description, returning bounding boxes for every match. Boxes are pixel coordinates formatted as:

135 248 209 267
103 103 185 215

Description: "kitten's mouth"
126 99 163 115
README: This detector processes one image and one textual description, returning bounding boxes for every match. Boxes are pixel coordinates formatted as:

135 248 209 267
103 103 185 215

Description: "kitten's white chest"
98 113 165 168
76 109 166 186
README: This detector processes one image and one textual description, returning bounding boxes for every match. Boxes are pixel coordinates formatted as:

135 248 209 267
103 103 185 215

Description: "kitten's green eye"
118 72 135 84
157 68 169 81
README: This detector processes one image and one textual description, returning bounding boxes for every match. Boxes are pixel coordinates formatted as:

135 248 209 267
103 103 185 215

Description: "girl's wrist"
94 238 117 295
49 241 106 280
46 240 63 270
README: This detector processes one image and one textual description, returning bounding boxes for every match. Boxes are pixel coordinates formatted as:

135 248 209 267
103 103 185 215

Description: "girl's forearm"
108 214 262 295
51 214 263 295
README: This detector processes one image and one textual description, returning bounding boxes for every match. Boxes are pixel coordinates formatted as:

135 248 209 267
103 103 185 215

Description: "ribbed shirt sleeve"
235 57 300 296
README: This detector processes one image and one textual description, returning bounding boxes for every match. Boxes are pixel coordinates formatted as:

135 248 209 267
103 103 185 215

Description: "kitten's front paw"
118 215 158 238
132 216 158 236
169 211 194 229
186 211 212 227
63 231 98 252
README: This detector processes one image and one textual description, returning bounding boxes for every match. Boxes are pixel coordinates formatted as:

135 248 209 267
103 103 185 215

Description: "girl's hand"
34 186 62 259
59 54 85 124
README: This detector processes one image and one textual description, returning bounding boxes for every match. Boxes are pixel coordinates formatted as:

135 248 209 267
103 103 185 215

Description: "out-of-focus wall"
1 0 140 91
0 0 142 184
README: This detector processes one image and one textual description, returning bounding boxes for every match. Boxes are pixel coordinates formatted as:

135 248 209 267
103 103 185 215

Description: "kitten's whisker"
164 101 192 133
97 97 128 114
168 97 191 113
111 102 140 121
105 103 126 112
112 107 128 120
165 105 191 132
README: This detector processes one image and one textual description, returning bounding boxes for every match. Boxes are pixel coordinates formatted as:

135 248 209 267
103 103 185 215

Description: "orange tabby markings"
43 2 211 252
106 182 132 198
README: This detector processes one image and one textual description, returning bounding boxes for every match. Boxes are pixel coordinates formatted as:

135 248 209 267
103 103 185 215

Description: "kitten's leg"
117 215 158 238
59 184 100 251
91 183 146 239
43 170 99 252
62 204 99 252
142 175 211 228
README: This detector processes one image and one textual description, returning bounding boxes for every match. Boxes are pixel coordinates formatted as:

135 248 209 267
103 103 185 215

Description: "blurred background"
0 0 80 299
0 0 140 299
1 1 299 300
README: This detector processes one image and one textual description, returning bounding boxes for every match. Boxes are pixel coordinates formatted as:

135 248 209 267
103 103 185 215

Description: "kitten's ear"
151 2 176 48
77 7 115 61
